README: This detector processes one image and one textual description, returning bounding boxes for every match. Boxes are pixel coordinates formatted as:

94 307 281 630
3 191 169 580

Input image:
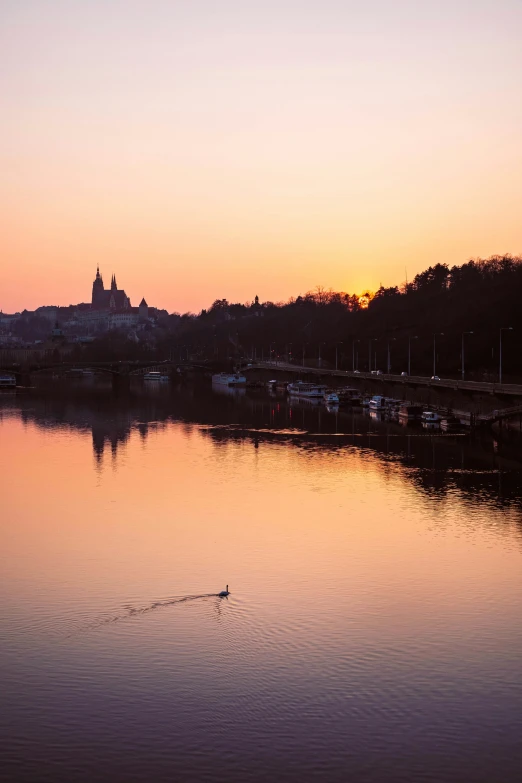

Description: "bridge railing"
244 361 522 397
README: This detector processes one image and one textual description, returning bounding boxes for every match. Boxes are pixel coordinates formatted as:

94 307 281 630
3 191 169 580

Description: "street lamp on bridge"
408 335 418 377
368 338 378 372
387 337 396 374
335 342 343 371
461 331 473 381
352 338 359 372
499 327 513 384
433 332 444 377
318 342 326 368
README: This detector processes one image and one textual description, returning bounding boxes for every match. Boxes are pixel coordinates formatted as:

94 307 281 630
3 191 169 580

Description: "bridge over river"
244 360 522 397
0 359 218 388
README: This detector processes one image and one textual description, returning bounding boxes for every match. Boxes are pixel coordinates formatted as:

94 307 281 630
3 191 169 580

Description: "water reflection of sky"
2 385 522 514
2 386 522 783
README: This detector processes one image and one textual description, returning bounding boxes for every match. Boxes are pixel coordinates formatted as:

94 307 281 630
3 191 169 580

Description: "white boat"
421 410 440 423
212 372 246 386
287 381 328 398
369 395 387 410
144 371 169 382
323 390 340 404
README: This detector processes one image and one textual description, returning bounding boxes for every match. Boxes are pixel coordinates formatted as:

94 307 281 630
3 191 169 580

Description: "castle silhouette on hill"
91 265 147 315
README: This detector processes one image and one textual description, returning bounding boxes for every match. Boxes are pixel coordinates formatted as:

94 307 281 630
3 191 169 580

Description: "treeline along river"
1 381 522 782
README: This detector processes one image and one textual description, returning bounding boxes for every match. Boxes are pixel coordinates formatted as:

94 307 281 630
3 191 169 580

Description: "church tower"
92 266 105 308
111 274 117 291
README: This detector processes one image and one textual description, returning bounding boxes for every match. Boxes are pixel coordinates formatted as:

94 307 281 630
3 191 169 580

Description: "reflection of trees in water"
202 425 522 512
3 386 522 512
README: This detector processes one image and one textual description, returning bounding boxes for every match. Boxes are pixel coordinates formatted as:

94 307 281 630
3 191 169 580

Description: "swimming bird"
218 585 230 597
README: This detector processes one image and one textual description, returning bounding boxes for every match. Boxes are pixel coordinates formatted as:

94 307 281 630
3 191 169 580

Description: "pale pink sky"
1 0 521 313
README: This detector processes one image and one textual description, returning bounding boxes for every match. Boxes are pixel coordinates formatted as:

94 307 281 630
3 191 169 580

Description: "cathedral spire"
111 273 117 291
92 265 104 307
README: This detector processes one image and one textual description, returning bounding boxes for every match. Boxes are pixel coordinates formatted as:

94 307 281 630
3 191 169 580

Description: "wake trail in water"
64 593 221 638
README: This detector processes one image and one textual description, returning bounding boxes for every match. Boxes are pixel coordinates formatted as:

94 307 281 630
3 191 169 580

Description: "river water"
1 382 522 782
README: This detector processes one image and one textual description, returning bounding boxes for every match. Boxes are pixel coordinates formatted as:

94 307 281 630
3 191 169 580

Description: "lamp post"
318 342 325 368
499 327 513 384
387 337 396 374
269 342 275 365
285 342 292 364
352 339 359 372
408 335 418 377
368 338 377 372
433 332 444 377
302 343 307 368
461 331 473 381
335 342 343 371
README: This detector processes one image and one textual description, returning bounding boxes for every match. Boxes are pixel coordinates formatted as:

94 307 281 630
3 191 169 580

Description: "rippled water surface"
1 385 522 782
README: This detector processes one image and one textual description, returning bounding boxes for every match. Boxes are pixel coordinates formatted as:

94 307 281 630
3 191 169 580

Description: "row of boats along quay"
210 369 522 434
212 372 463 432
3 363 522 435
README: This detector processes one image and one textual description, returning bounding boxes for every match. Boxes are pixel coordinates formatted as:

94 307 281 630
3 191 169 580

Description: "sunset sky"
2 0 522 314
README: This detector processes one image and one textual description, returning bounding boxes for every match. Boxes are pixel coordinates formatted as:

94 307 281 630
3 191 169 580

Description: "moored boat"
323 389 340 404
212 372 246 386
287 381 328 398
421 410 440 423
369 395 387 410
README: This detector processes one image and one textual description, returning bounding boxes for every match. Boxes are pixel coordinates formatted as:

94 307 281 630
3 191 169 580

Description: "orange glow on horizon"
1 1 522 314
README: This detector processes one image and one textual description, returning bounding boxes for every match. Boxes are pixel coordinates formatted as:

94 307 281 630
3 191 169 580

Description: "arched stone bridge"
0 359 220 386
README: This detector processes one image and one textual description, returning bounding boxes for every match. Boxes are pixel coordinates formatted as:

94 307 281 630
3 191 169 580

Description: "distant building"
91 267 131 311
138 298 149 321
0 312 21 327
108 311 139 330
35 306 59 323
